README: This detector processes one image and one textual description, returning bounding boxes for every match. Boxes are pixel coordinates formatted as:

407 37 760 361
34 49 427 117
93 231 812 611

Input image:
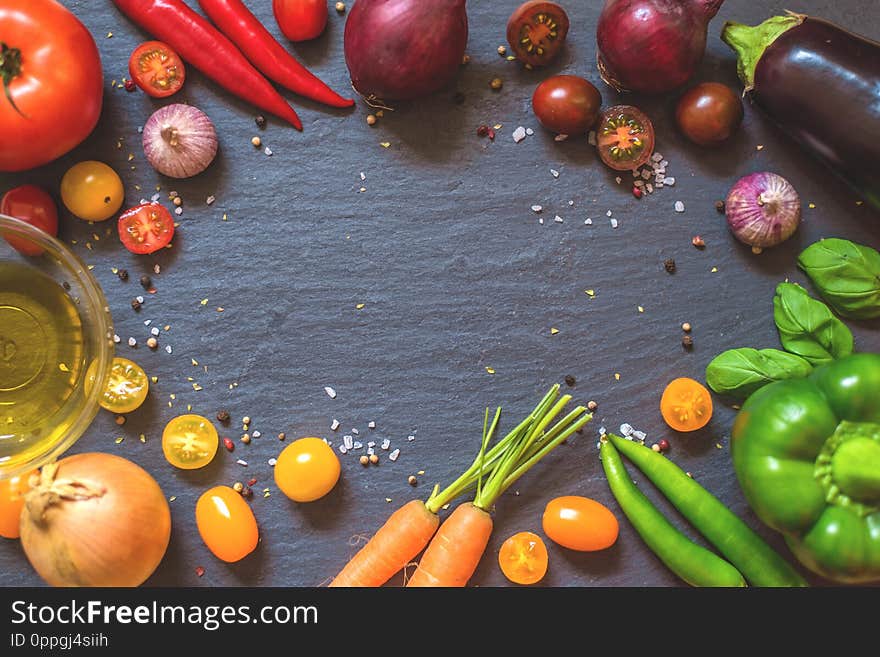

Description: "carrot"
329 499 440 587
408 396 592 587
329 387 566 587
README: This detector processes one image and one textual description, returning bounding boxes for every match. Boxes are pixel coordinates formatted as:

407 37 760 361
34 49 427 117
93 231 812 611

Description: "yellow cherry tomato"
498 531 548 585
274 437 340 502
660 377 713 432
542 496 619 552
196 485 258 562
0 470 38 539
60 161 124 221
162 414 219 470
99 357 149 414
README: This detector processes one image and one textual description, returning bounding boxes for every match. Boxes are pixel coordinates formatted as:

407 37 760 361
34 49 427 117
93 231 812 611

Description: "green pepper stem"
831 437 880 502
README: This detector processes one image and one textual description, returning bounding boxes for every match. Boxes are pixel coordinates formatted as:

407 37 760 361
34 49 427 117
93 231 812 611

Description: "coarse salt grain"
512 126 527 143
330 419 340 431
151 327 159 336
554 215 563 223
367 441 376 448
615 177 622 185
343 435 353 449
128 337 137 347
236 459 248 466
324 386 337 399
554 134 568 142
531 205 543 213
268 458 277 466
368 421 376 429
351 428 359 435
632 430 647 441
339 445 348 454
407 435 415 442
264 147 273 156
550 169 559 178
389 449 400 462
652 152 663 162
381 439 390 450
174 206 183 216
610 218 618 228
641 169 652 180
664 177 675 186
367 447 374 456
606 210 613 217
620 423 634 436
674 201 685 213
206 195 215 205
165 345 172 354
113 334 121 343
584 218 592 225
634 180 644 187
353 441 363 449
525 128 534 136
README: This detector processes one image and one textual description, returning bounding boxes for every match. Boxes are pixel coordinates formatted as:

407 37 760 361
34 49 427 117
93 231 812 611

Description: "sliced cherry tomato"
128 41 185 98
542 496 619 552
498 531 549 585
532 75 602 136
99 357 149 414
0 185 59 256
274 437 340 502
196 485 259 562
118 202 174 255
273 0 328 42
675 82 743 147
60 161 124 222
162 414 219 470
0 470 37 539
660 377 713 432
596 105 655 171
506 1 570 67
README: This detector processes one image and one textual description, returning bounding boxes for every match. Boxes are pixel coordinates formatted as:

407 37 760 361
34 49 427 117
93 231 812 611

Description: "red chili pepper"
198 0 354 109
110 0 302 129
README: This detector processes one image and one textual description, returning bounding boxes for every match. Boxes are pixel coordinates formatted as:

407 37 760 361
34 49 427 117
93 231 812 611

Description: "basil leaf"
773 282 853 366
797 238 880 319
705 348 813 400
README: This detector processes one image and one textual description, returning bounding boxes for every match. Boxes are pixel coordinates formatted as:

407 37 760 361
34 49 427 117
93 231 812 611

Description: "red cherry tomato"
675 82 743 147
273 0 328 42
128 41 186 98
117 202 175 255
532 75 602 136
0 185 59 256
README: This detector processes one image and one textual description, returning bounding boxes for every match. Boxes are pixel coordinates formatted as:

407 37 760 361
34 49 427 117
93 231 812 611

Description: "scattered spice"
366 114 377 126
139 275 152 289
124 78 136 92
278 432 286 441
223 438 235 452
242 487 253 499
242 416 251 425
497 45 507 56
664 258 676 274
146 337 158 349
131 298 142 311
241 434 251 445
587 400 598 412
251 136 262 147
115 415 126 426
359 455 369 466
476 124 489 138
461 54 470 64
564 374 576 387
247 478 257 487
658 439 670 451
255 115 267 129
216 409 230 424
335 1 346 13
692 235 706 248
490 77 503 90
408 475 418 486
714 199 725 213
195 566 205 577
369 453 379 464
173 196 182 207
682 334 694 349
632 186 643 199
117 268 129 281
681 322 692 332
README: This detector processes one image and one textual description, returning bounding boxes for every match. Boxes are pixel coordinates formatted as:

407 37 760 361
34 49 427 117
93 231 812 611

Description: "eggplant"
723 13 880 211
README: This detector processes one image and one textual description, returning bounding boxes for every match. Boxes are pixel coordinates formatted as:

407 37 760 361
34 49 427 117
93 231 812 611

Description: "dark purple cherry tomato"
596 105 655 171
506 1 570 67
532 75 602 136
675 82 743 147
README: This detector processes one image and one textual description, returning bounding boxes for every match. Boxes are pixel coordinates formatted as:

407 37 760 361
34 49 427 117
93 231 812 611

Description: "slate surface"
1 0 878 588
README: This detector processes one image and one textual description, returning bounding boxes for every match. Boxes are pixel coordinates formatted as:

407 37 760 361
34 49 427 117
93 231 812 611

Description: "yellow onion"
20 453 171 587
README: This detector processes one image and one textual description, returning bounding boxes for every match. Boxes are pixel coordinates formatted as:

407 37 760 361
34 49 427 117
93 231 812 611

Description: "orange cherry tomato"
542 496 619 552
0 470 37 539
660 377 713 432
195 485 258 563
274 437 340 502
498 531 549 585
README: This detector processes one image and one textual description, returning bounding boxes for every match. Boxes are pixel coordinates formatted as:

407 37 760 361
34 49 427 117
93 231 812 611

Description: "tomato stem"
0 42 26 117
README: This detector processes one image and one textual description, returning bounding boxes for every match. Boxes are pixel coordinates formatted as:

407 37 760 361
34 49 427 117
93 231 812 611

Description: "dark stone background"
1 0 878 587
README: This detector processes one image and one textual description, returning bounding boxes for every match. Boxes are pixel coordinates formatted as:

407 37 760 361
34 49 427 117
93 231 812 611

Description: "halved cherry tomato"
0 470 37 539
0 185 59 256
162 414 219 470
99 357 149 414
273 0 328 42
532 75 602 136
274 437 340 502
118 202 174 255
596 105 655 171
660 377 713 432
506 1 570 67
128 41 185 98
498 531 549 585
542 496 619 552
60 161 124 222
196 485 258 562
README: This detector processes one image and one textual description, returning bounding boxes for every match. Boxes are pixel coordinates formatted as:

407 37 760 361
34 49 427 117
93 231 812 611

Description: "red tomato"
532 75 602 136
117 203 175 255
273 0 328 42
0 185 59 256
0 0 103 172
128 41 186 98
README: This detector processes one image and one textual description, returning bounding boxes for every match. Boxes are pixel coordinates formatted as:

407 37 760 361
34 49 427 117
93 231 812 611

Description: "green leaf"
773 282 854 366
798 238 880 319
706 348 813 400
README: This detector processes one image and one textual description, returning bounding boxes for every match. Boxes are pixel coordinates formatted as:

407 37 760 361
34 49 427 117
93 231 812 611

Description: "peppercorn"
247 478 257 487
490 77 503 90
242 486 253 499
241 434 251 444
682 335 694 349
130 298 142 311
714 200 725 213
366 114 377 126
146 337 158 349
140 274 152 289
173 196 182 207
233 482 244 493
117 268 129 281
476 125 489 138
359 455 369 466
587 400 598 412
408 475 418 486
652 443 661 452
335 1 346 12
216 409 230 424
564 374 576 387
369 453 379 464
682 322 692 332
115 415 126 426
692 235 706 248
251 136 262 147
497 45 507 56
632 186 643 199
124 79 136 92
242 416 251 425
255 115 267 130
277 432 286 441
461 54 471 65
663 258 676 274
658 438 670 452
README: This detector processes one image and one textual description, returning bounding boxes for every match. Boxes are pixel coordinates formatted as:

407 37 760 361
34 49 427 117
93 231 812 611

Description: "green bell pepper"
732 353 880 583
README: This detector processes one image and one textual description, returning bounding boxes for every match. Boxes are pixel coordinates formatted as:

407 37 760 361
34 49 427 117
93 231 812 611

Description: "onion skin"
725 172 801 251
344 0 468 100
596 0 724 95
143 103 218 179
20 453 171 587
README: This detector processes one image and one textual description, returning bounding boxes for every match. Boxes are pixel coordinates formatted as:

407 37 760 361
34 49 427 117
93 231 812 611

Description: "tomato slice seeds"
118 202 174 254
129 41 185 98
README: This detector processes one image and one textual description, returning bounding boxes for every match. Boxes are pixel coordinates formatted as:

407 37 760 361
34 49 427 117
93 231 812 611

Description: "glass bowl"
0 214 114 479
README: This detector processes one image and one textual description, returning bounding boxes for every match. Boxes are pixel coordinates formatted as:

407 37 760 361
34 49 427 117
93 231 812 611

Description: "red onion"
143 104 218 179
596 0 724 95
725 172 801 253
344 0 468 101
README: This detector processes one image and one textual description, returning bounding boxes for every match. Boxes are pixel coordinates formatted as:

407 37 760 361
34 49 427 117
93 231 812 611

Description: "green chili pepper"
600 437 747 588
732 352 880 583
608 434 807 587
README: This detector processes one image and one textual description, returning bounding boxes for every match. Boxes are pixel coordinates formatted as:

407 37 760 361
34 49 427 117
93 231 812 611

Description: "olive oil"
0 262 85 471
